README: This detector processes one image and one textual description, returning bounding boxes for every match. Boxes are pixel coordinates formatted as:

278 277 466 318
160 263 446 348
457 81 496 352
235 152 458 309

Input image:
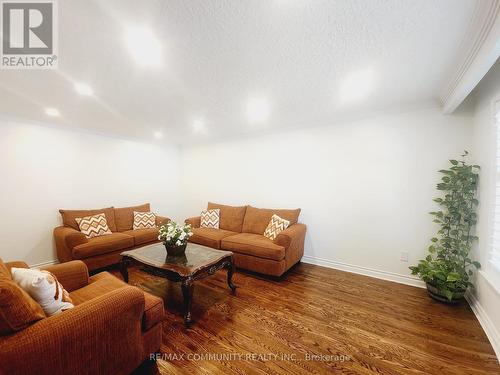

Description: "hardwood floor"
111 262 500 374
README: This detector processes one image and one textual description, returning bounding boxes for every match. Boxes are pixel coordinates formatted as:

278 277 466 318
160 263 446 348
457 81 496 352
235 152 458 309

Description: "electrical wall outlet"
400 252 409 262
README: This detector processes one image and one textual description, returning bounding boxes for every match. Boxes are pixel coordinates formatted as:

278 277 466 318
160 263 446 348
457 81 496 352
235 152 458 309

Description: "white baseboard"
301 255 425 288
29 259 58 269
466 292 500 362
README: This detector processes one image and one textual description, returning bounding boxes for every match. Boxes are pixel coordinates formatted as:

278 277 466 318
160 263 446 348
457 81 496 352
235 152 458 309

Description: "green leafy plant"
410 151 481 301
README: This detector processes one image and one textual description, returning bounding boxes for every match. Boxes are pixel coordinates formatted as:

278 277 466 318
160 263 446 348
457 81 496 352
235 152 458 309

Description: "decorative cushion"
0 260 45 334
114 203 150 232
59 207 117 232
75 213 112 239
133 211 156 229
200 209 220 229
207 202 247 232
242 206 301 235
11 268 74 317
263 214 290 240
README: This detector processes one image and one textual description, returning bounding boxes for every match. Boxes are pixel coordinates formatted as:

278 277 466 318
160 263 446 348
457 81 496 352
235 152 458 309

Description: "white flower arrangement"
158 221 193 247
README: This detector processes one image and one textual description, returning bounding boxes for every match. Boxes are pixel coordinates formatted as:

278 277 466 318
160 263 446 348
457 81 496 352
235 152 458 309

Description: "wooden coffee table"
120 243 236 326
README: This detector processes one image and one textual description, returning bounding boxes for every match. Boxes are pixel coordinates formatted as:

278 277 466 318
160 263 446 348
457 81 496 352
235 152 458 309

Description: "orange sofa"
54 203 169 271
0 258 163 375
185 203 306 277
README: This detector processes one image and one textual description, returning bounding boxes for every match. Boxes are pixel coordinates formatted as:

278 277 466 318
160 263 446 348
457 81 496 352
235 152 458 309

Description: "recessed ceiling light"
74 82 94 96
125 26 162 67
246 97 270 124
154 131 163 139
339 69 375 103
192 119 206 134
45 107 60 117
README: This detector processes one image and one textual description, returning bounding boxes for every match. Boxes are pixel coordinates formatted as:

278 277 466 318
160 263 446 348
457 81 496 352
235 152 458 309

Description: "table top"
121 242 233 277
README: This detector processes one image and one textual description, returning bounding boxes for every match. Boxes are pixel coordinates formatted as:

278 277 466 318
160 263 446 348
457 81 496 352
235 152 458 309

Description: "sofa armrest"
5 261 29 271
274 223 306 248
41 260 89 292
185 216 201 228
155 215 170 226
0 286 145 375
274 223 307 268
53 226 88 263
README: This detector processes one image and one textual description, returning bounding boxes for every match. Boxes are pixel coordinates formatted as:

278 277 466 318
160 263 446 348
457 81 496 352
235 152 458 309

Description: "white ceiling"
0 0 479 144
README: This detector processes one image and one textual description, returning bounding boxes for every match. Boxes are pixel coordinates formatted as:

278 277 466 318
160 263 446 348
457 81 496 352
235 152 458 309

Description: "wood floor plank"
114 262 500 374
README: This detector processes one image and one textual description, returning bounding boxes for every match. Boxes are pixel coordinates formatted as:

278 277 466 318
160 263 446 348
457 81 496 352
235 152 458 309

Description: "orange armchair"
0 260 164 375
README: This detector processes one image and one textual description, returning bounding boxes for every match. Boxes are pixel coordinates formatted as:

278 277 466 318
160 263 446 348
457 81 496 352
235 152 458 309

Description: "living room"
0 1 499 374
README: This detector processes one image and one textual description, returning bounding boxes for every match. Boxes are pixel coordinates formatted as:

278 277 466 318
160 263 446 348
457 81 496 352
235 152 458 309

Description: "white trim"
441 0 500 113
301 255 426 288
28 259 58 269
465 292 500 362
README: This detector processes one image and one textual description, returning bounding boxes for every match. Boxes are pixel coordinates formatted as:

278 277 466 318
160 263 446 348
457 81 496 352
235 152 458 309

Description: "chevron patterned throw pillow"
75 213 112 239
200 209 220 229
263 214 290 241
133 211 156 229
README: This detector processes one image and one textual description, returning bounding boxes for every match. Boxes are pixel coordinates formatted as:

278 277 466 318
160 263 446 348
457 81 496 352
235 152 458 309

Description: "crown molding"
441 0 500 114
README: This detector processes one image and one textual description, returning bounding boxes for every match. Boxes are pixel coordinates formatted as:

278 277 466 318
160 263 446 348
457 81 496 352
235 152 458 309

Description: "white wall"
469 60 500 358
0 121 181 266
0 106 475 283
180 105 472 282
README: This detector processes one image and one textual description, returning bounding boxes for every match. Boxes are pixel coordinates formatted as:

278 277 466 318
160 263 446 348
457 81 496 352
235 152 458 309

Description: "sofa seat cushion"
221 233 285 261
189 228 238 249
70 272 164 330
70 272 125 305
72 233 134 259
123 228 159 246
141 293 164 330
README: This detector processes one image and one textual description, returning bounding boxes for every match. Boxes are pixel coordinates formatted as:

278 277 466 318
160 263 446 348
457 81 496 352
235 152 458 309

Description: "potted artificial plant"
410 151 481 304
158 221 193 256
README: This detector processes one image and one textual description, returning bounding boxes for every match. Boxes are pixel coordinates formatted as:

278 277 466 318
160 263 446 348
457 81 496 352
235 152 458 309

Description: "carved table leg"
181 277 194 326
120 258 129 283
226 259 236 294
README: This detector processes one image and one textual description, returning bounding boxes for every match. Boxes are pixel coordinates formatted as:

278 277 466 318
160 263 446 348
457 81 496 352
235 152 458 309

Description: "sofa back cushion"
242 206 301 235
59 207 117 232
0 259 45 335
207 202 247 232
0 259 10 280
114 203 150 232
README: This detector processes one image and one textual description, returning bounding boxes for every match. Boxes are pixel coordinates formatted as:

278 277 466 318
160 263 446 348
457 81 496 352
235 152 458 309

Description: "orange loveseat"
0 258 164 375
54 203 169 271
185 203 306 277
